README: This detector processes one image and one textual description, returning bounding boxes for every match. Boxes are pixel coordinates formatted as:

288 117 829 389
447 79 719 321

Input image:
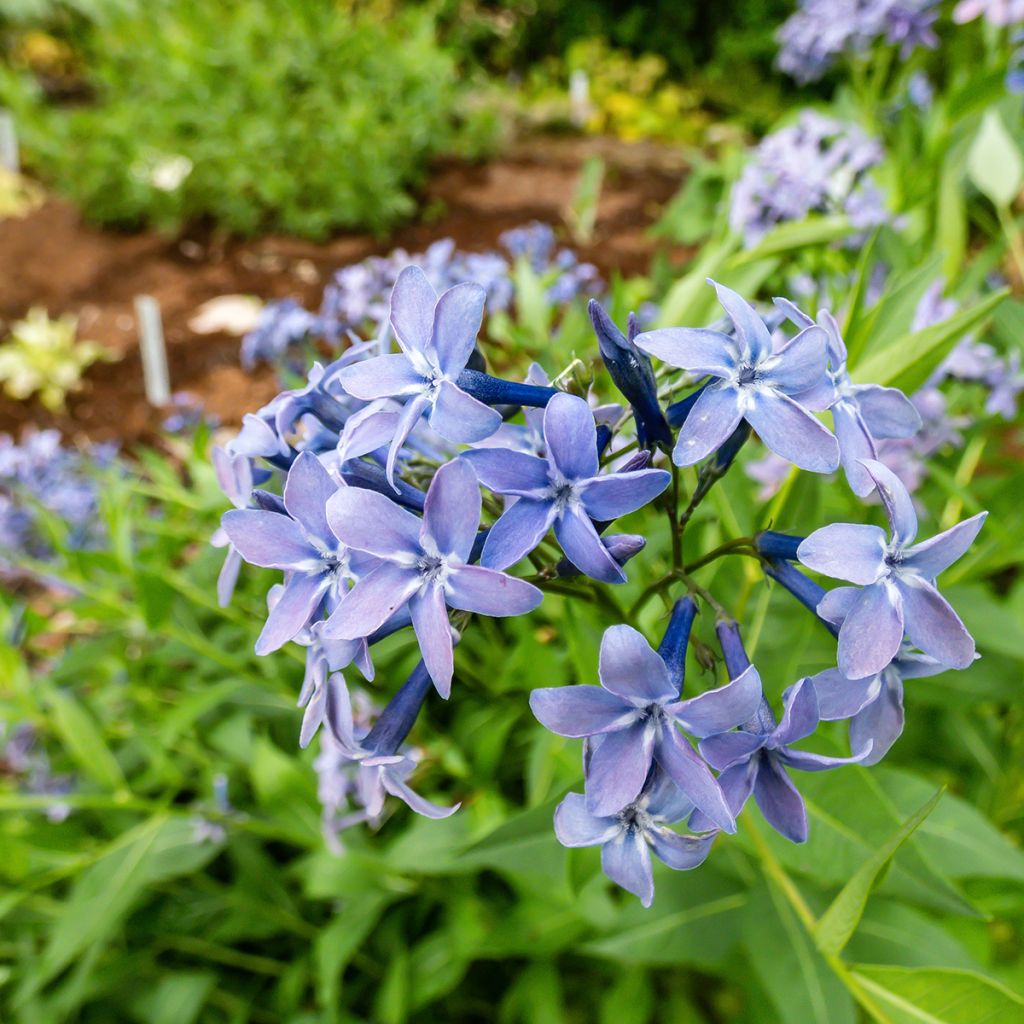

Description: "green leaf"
850 965 1024 1023
852 289 1007 392
743 883 855 1024
937 145 968 281
130 972 214 1024
46 687 126 791
21 816 167 1000
967 111 1023 209
815 788 944 956
315 893 392 1014
729 215 855 264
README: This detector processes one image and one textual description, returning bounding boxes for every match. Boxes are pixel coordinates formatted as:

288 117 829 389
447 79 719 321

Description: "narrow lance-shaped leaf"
815 787 944 957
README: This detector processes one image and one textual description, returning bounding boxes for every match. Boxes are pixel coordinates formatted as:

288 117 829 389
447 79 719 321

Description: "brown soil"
0 135 687 446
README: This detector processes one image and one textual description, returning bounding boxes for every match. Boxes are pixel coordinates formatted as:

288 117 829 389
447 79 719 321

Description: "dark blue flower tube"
589 299 673 450
657 596 698 693
456 369 559 409
764 558 838 638
363 660 434 756
340 461 427 512
756 531 805 561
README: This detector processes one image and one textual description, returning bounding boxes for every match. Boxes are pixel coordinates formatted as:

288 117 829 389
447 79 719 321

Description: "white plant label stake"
0 110 18 174
135 295 171 406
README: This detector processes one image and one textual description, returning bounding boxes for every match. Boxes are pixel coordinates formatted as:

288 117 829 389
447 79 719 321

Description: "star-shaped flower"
776 299 921 495
634 280 840 473
696 679 870 843
335 266 502 485
222 451 368 655
531 620 761 831
323 458 542 696
797 459 986 678
464 392 670 582
554 768 716 908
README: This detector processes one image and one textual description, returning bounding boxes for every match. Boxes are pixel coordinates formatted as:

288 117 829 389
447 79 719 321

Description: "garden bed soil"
0 135 687 447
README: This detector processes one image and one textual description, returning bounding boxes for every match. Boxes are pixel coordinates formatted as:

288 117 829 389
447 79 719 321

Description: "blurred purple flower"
729 111 886 246
798 459 986 678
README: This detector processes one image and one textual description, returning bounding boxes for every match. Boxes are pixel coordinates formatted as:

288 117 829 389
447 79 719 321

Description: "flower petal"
698 729 765 772
754 755 808 843
326 485 422 559
807 668 881 721
423 459 481 561
381 769 460 819
445 564 543 616
578 468 671 521
461 448 550 497
671 383 744 466
745 390 840 473
585 722 655 816
797 524 888 585
432 282 486 376
712 279 773 361
832 400 879 497
553 792 621 847
860 459 917 545
222 509 317 570
598 624 675 703
255 572 329 655
648 826 716 871
817 586 862 626
851 384 922 439
896 576 976 669
655 726 736 833
529 686 636 737
902 512 987 579
480 498 556 570
410 586 455 698
701 760 757 827
837 579 905 680
555 506 627 583
217 546 243 608
389 265 437 356
543 392 599 481
850 675 904 766
284 451 338 549
633 327 736 378
429 380 503 443
760 325 828 393
667 664 763 738
601 828 655 907
336 353 424 400
321 562 420 640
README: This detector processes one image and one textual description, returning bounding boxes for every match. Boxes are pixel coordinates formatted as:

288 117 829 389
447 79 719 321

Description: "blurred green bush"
0 0 497 237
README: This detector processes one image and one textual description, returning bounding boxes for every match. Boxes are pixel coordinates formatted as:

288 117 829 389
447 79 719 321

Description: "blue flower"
531 607 761 831
635 280 840 473
798 459 986 678
696 677 871 843
464 392 670 583
322 459 542 696
776 298 921 496
336 266 503 486
554 768 716 908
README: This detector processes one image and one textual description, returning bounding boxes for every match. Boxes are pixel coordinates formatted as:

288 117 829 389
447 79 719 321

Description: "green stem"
997 203 1024 287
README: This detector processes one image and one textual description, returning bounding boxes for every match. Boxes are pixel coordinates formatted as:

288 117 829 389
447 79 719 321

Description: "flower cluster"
0 430 118 565
777 0 939 83
729 111 887 247
218 264 985 906
241 224 601 374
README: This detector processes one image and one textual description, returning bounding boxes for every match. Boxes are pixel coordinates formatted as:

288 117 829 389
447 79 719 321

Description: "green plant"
0 0 496 237
0 307 112 410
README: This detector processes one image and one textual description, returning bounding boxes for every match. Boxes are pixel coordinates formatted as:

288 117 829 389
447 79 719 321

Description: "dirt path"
0 136 687 445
